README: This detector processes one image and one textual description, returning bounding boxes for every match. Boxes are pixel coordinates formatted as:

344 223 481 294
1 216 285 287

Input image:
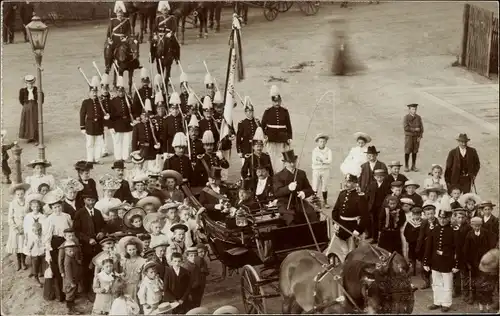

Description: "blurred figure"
329 19 364 76
20 1 35 43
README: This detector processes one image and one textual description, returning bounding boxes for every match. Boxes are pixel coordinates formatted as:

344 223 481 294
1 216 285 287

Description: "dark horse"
170 2 208 45
125 1 158 43
280 244 417 314
151 33 180 88
104 34 141 94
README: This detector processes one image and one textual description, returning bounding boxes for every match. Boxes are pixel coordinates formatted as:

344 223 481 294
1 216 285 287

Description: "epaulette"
244 153 252 158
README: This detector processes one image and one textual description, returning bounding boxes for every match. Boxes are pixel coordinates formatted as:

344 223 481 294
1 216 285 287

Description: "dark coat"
453 223 471 267
236 118 261 155
188 138 204 159
254 177 274 203
132 87 154 118
198 185 230 221
332 188 369 240
80 98 105 136
261 106 292 143
444 146 480 187
101 95 112 128
482 214 499 245
359 160 388 193
163 154 193 183
183 260 202 289
163 266 191 303
463 228 496 269
378 208 405 254
73 207 106 256
199 118 220 144
106 17 132 40
423 224 459 273
62 254 82 288
403 113 424 137
132 121 159 160
151 254 168 281
3 3 16 22
401 192 424 207
109 96 133 133
213 112 233 151
19 87 44 105
75 178 99 210
62 200 78 220
162 115 185 154
19 2 34 23
416 218 437 256
366 180 391 213
192 153 229 187
241 153 273 182
113 179 134 204
384 173 409 186
105 218 125 234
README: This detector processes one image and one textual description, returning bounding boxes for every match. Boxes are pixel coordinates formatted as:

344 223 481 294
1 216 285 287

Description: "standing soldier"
154 74 168 104
151 94 168 156
100 74 113 158
19 1 34 43
193 131 229 187
163 132 193 184
80 76 107 164
109 76 134 162
105 1 132 74
236 97 260 166
132 113 161 171
204 74 216 101
162 92 185 157
241 127 273 186
199 96 220 145
179 72 194 117
187 116 204 160
133 68 155 119
2 2 16 44
261 85 292 171
403 103 424 172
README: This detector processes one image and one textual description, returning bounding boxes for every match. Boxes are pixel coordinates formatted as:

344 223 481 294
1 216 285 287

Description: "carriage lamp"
235 208 248 227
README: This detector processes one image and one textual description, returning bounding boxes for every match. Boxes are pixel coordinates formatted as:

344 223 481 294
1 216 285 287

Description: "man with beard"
193 130 229 187
444 133 480 195
241 127 273 187
358 146 388 193
111 160 134 204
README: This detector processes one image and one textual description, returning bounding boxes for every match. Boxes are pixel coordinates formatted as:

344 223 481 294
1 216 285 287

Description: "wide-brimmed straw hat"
152 302 179 315
478 200 496 209
130 151 145 164
9 183 30 195
186 307 210 315
26 193 45 206
143 213 163 233
479 248 499 273
92 250 117 267
99 175 122 191
161 169 183 184
458 193 482 207
24 74 35 83
59 177 84 192
421 183 447 196
314 133 329 142
42 187 65 205
213 305 240 315
403 180 420 189
26 159 52 168
353 132 371 143
136 196 162 210
123 207 146 229
149 235 170 249
116 236 144 255
143 261 159 273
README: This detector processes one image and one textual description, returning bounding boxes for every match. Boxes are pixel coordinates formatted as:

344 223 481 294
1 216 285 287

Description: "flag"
220 47 236 140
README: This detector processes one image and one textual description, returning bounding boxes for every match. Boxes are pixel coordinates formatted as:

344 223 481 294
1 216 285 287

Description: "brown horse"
280 244 416 314
105 34 141 94
124 2 158 43
152 32 180 87
170 1 208 45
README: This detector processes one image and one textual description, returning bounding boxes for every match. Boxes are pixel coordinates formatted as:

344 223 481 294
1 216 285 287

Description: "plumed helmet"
188 115 199 128
213 90 223 104
202 96 213 110
169 92 181 105
116 76 125 89
145 99 153 112
158 1 170 12
114 1 127 14
187 93 197 106
204 73 213 85
90 76 100 89
180 72 188 84
202 130 215 144
269 85 280 97
252 127 265 142
155 91 164 104
244 96 253 111
154 74 163 88
140 68 150 79
100 73 110 86
172 132 188 147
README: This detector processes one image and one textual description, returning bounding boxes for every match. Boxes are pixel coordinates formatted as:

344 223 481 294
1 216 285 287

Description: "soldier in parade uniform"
132 113 161 171
273 150 318 226
262 85 292 171
99 74 113 158
331 173 368 249
241 127 273 187
187 115 204 160
133 68 155 119
161 92 185 156
153 1 177 36
204 74 216 101
109 76 134 161
212 90 233 181
254 158 275 204
154 73 168 105
163 132 193 184
236 97 261 166
193 131 229 187
199 96 220 145
105 1 132 73
150 98 168 157
80 76 108 164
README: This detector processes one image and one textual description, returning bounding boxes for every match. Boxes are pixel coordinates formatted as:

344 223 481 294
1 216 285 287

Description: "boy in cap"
1 130 15 184
366 168 391 242
478 200 499 245
183 247 205 309
148 237 169 280
423 208 459 312
261 85 293 171
403 103 423 172
236 97 261 166
311 133 333 208
385 160 408 184
399 197 415 259
167 223 189 265
404 206 423 275
110 76 135 161
417 203 437 289
60 241 83 313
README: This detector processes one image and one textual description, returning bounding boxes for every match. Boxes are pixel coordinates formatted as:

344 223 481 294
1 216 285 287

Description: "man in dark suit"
359 145 388 193
74 161 99 210
73 190 106 300
234 179 258 210
19 2 34 42
62 185 79 220
366 169 391 242
254 158 274 204
273 150 318 226
192 130 229 187
111 160 133 203
198 167 230 222
444 133 480 194
162 132 193 183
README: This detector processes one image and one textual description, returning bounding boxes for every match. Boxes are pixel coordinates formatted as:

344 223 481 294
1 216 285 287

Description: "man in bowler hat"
444 134 480 194
358 146 388 193
273 149 318 226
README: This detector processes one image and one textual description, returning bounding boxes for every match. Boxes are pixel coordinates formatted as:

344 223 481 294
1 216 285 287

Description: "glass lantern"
25 16 49 56
235 208 248 227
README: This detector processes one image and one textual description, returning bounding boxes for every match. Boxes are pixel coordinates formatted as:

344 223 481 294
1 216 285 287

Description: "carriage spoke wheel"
298 1 320 16
263 2 280 21
240 265 267 314
277 1 294 12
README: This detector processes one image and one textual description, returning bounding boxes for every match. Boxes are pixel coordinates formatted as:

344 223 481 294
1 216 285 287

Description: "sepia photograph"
1 0 499 315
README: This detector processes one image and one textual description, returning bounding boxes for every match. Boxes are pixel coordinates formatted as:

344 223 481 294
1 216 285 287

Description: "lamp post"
25 16 49 160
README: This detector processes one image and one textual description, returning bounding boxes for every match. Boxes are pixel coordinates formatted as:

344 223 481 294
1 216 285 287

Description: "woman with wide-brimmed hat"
123 207 148 236
340 131 371 177
6 183 30 270
25 158 56 194
95 174 123 221
160 169 185 203
19 74 44 144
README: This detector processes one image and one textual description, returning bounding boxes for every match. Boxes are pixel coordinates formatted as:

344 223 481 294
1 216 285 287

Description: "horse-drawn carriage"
243 1 320 22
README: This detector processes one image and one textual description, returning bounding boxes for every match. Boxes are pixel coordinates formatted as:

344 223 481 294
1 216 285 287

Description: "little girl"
119 236 146 303
25 159 55 194
124 208 148 236
131 175 149 202
145 216 166 246
23 193 46 263
179 205 196 247
26 221 45 287
7 183 30 271
93 258 118 315
95 175 122 221
459 193 482 220
137 262 164 314
109 278 140 315
160 203 180 238
421 183 446 208
423 164 447 191
127 151 146 183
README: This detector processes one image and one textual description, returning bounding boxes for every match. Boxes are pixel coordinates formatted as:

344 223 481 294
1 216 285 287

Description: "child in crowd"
421 184 446 209
137 196 162 214
148 237 169 280
139 234 152 256
183 247 204 309
386 161 408 184
389 181 403 198
478 200 499 244
423 164 447 191
105 207 126 234
311 133 332 207
26 221 45 287
449 187 462 209
476 249 499 312
399 198 415 260
416 204 437 289
7 183 30 271
94 237 121 275
60 241 82 314
144 213 165 245
404 206 423 275
163 252 191 314
195 243 210 303
459 193 481 219
402 180 423 207
58 229 82 279
378 196 405 255
161 170 185 203
138 261 164 314
131 175 149 201
109 277 140 315
93 257 118 315
23 193 46 276
38 183 50 195
119 236 147 303
1 130 15 184
124 207 148 236
167 224 189 265
160 202 181 237
179 206 196 247
451 209 470 300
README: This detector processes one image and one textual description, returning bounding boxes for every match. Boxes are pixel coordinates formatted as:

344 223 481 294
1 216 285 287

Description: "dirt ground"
1 2 499 315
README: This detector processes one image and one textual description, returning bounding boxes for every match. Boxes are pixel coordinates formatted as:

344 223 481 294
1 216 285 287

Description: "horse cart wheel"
240 265 267 314
298 1 320 16
277 1 294 12
263 2 280 21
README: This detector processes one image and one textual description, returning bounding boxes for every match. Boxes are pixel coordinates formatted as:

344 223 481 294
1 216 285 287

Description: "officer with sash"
105 1 132 73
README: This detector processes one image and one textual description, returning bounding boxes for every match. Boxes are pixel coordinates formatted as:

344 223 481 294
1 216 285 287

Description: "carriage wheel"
277 1 294 12
240 265 267 314
298 1 320 16
263 2 279 21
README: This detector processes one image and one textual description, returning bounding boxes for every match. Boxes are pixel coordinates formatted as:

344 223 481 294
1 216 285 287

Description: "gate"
460 4 498 77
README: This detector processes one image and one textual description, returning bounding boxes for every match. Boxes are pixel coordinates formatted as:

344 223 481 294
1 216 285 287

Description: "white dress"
95 197 122 221
340 146 367 177
23 212 47 255
6 199 28 254
25 174 56 194
109 295 140 316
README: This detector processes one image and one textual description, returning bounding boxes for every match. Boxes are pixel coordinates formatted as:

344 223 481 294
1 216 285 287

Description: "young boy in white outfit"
311 133 332 207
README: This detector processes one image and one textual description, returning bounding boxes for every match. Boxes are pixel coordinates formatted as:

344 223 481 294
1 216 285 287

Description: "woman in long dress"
340 132 371 177
6 183 30 270
25 159 56 194
19 74 44 144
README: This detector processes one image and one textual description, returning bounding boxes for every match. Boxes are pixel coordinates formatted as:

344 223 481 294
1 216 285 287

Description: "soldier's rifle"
166 77 191 159
157 59 169 98
112 62 137 126
77 66 110 120
133 83 162 150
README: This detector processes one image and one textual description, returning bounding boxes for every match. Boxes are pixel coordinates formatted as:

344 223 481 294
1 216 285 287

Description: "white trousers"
266 142 289 172
312 169 330 192
112 131 132 161
431 270 453 307
86 134 104 162
241 157 246 167
102 127 112 155
221 149 231 181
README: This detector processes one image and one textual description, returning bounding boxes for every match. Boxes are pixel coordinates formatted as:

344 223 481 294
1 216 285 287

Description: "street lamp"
25 16 49 160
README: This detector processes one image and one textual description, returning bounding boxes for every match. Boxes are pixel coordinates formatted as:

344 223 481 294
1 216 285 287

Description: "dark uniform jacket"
132 121 159 160
192 153 229 187
401 192 424 207
359 160 388 193
106 17 132 41
101 94 112 128
183 260 202 289
444 146 480 187
154 14 177 34
332 188 368 240
199 185 230 221
482 214 499 245
80 98 105 136
73 207 106 256
236 118 261 155
404 220 421 244
199 117 220 144
162 114 185 154
423 224 459 273
105 218 125 234
366 180 391 213
163 266 191 305
213 112 233 151
241 153 273 183
261 106 292 143
114 179 134 204
188 138 204 159
463 228 496 269
254 177 274 203
151 115 166 149
132 86 155 118
453 223 471 268
75 178 99 210
19 87 44 105
110 96 133 133
416 218 437 257
403 113 424 137
62 200 78 220
163 154 193 183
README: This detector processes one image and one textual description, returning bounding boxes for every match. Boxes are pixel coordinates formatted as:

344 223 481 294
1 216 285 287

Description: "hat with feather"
202 96 213 110
252 127 265 145
204 73 214 86
114 1 127 14
169 91 181 106
187 93 198 107
270 85 281 101
140 68 150 83
188 115 199 129
99 174 122 191
90 76 100 91
155 91 165 105
244 96 254 112
60 177 84 192
172 132 188 148
180 72 188 84
213 90 223 105
100 73 110 86
116 76 125 90
202 130 215 144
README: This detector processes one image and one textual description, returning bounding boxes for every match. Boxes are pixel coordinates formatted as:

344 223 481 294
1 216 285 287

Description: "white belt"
113 33 125 36
267 124 286 129
340 215 359 221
